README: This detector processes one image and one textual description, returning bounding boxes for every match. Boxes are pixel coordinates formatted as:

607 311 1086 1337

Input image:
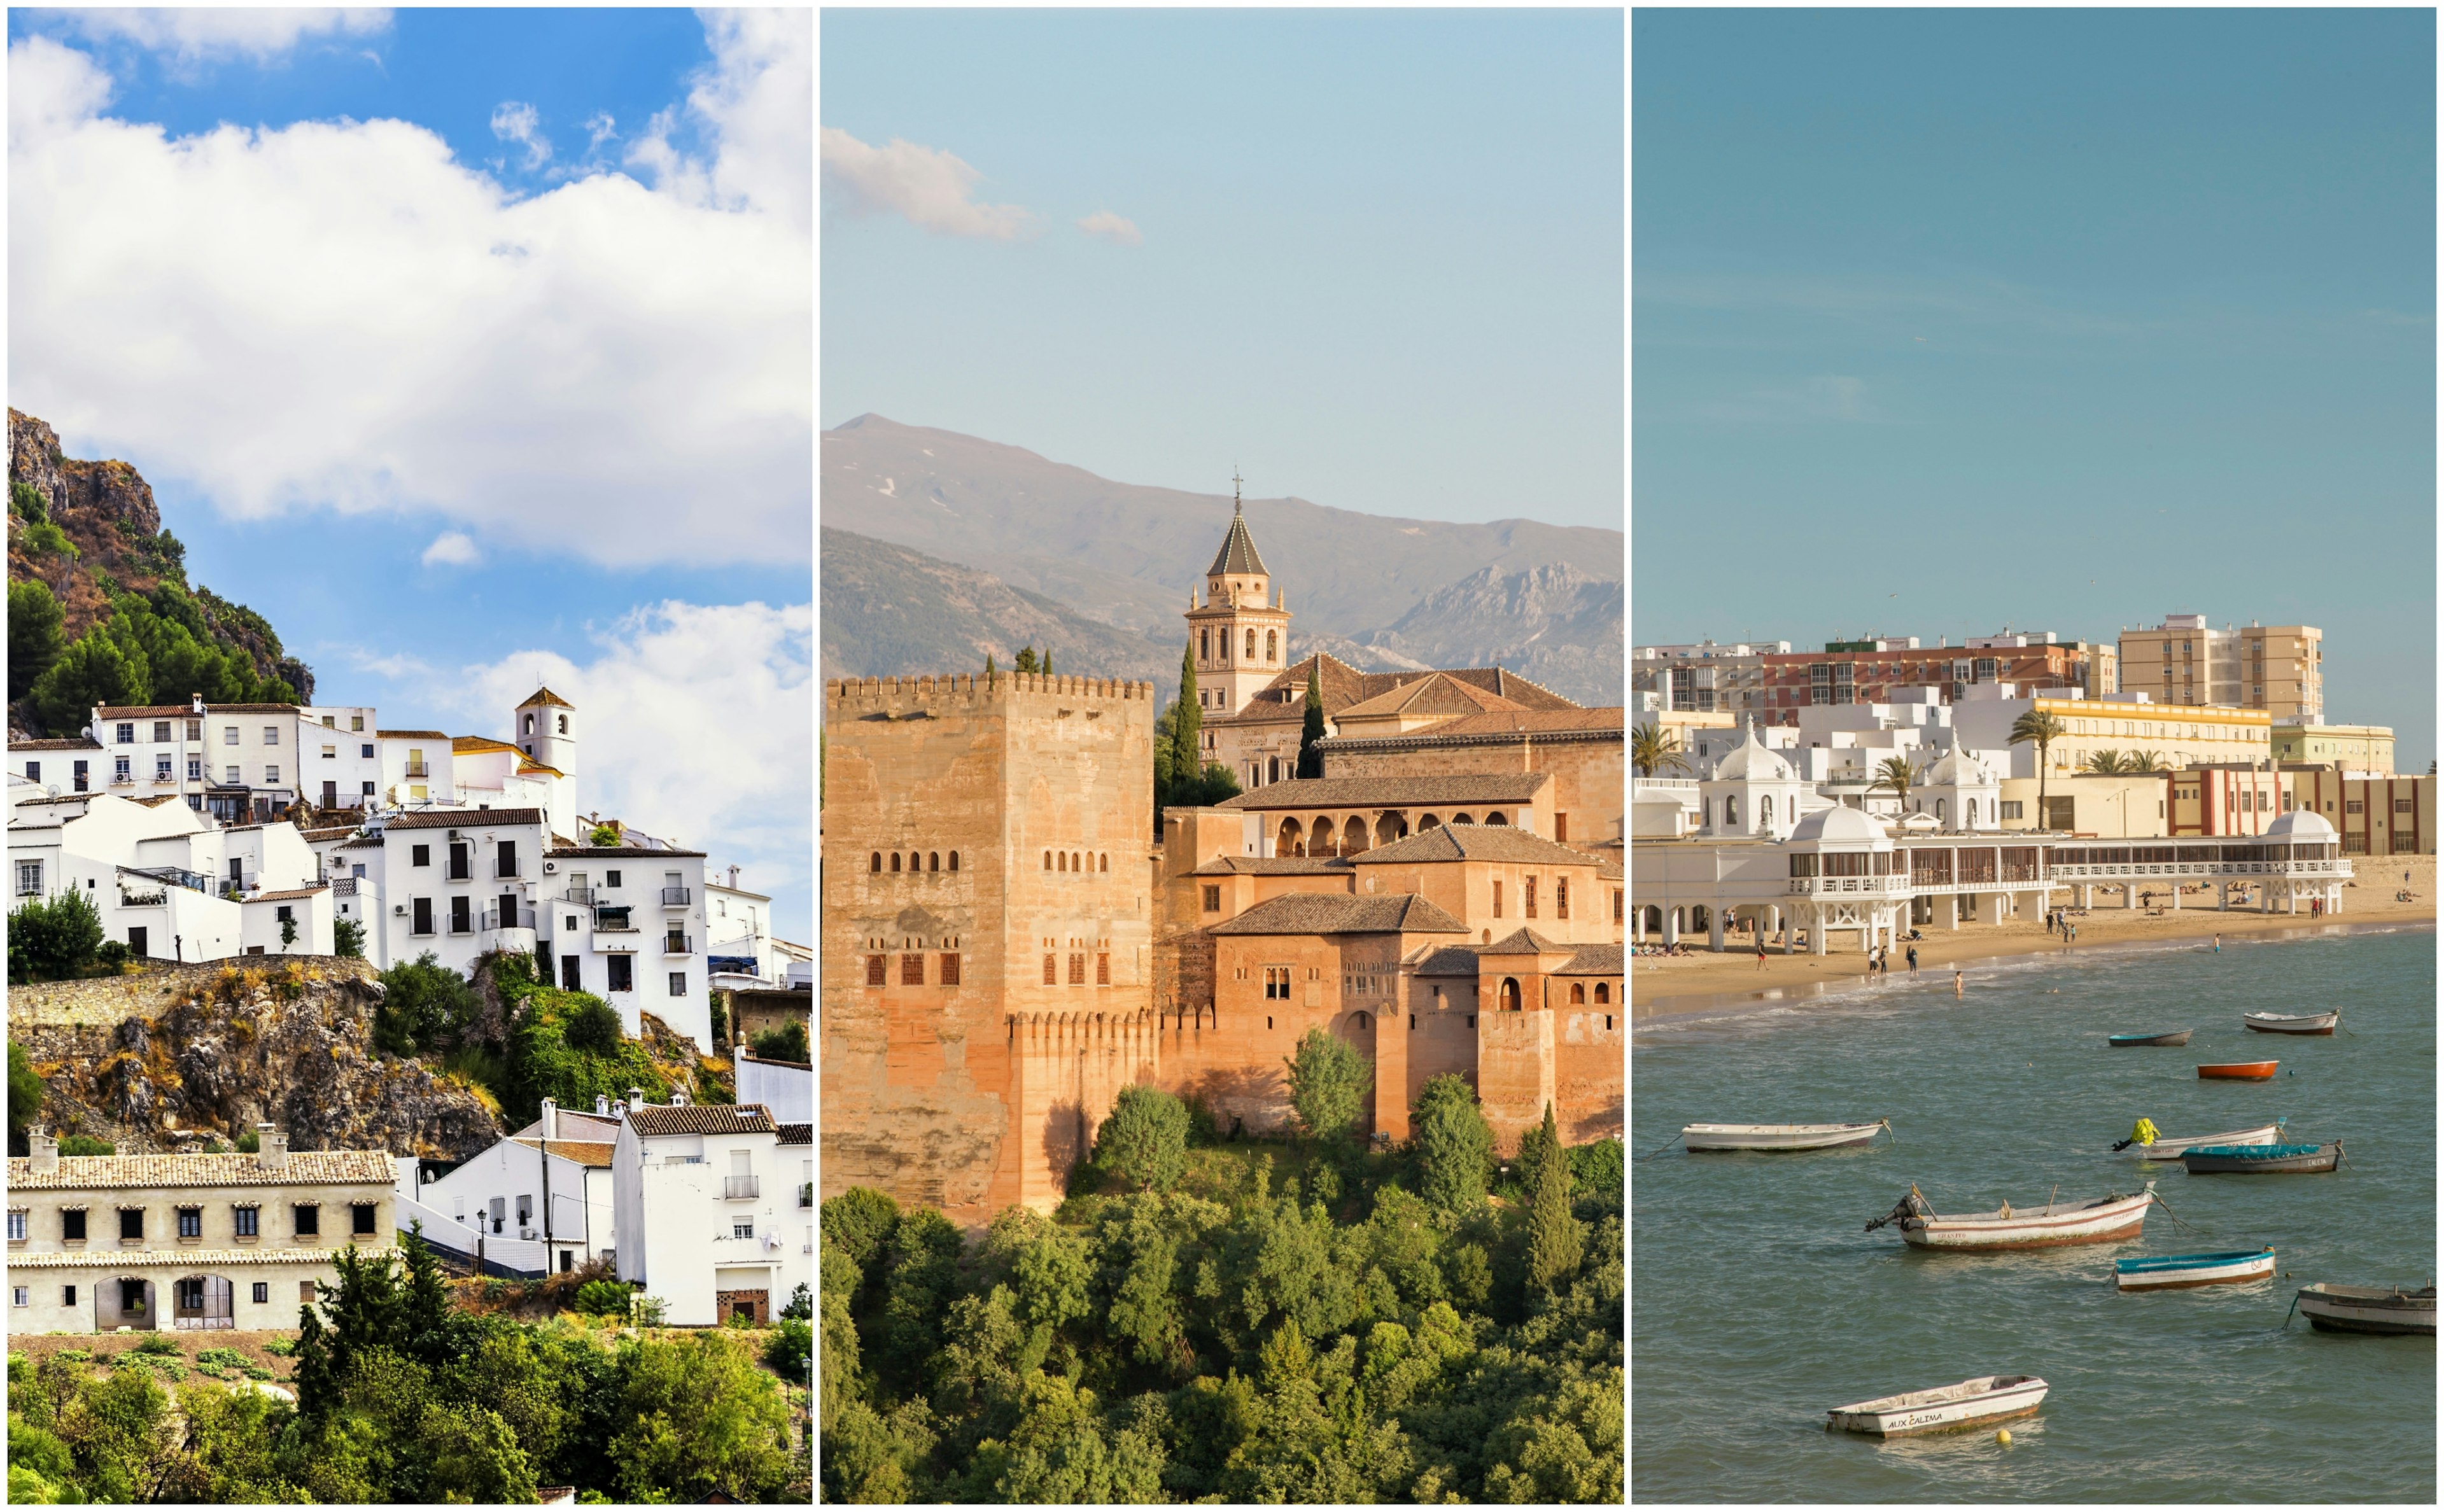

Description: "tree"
2008 708 2068 826
563 994 624 1056
29 626 146 736
9 1040 43 1154
8 888 106 983
748 1019 809 1063
1015 646 1040 674
608 1331 796 1502
1866 754 1918 819
1525 1104 1585 1294
985 651 997 687
588 823 622 847
1631 722 1690 779
279 913 300 952
334 916 366 959
2082 748 2126 775
1295 661 1328 778
8 579 65 700
1283 1027 1368 1143
1090 1084 1190 1193
374 953 476 1054
2128 749 2167 774
1413 1074 1493 1214
1172 640 1202 783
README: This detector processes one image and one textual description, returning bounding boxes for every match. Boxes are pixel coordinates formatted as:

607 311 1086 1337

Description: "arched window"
1570 983 1585 1004
1486 811 1508 825
1352 1011 1370 1032
557 715 568 734
1043 851 1053 870
1268 756 1279 783
1760 795 1774 825
1967 799 1979 826
890 853 901 873
523 714 534 735
1500 977 1522 1011
1937 798 1948 822
1246 629 1257 659
1452 813 1475 825
1058 852 1067 872
869 852 881 872
947 851 960 872
1100 853 1109 872
1199 629 1209 661
1725 795 1740 827
928 852 940 872
1596 982 1611 1004
1072 853 1082 872
1420 813 1442 830
1267 630 1277 662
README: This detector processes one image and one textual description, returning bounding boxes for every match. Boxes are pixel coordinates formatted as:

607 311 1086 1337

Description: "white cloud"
630 9 811 232
489 101 551 170
584 111 617 150
1076 209 1143 248
423 599 815 928
8 19 811 570
820 127 1034 240
34 8 391 67
420 530 480 568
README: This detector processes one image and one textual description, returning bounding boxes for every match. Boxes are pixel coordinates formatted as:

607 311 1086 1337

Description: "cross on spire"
1232 465 1243 512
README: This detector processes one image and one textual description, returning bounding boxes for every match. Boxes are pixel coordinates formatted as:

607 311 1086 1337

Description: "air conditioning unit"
393 904 407 916
543 861 558 874
447 829 460 839
518 1228 537 1241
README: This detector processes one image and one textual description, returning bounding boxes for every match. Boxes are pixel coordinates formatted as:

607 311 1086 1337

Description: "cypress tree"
1295 660 1326 778
1526 1102 1584 1294
1172 641 1202 788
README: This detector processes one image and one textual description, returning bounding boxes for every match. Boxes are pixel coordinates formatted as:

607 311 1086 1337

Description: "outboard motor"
1864 1189 1932 1233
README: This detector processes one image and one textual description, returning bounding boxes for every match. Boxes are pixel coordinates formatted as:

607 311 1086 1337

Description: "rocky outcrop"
10 958 499 1161
1359 563 1624 708
10 409 164 536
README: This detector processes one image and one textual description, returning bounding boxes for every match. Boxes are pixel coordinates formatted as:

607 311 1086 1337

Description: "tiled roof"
1407 944 1485 976
519 687 575 710
211 704 308 714
386 808 546 830
249 886 330 902
1220 655 1584 727
1208 892 1469 936
1560 944 1624 975
519 760 567 778
626 1105 778 1138
1205 505 1268 577
453 736 520 753
298 827 358 841
514 1138 616 1168
94 704 204 718
1481 927 1570 956
377 729 451 739
7 736 101 750
1334 673 1533 722
1351 825 1608 868
549 845 706 858
7 1246 399 1269
1218 774 1550 811
134 795 185 808
1190 856 1356 876
6 1151 399 1190
1318 706 1626 748
339 836 384 849
776 1124 812 1146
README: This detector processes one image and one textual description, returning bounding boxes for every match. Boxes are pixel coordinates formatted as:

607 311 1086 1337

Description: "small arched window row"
877 850 959 873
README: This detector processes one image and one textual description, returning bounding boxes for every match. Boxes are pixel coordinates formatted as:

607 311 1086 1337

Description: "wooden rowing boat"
2296 1283 2438 1336
1681 1121 1886 1152
1825 1375 2049 1437
2109 1029 2193 1047
2198 1061 2279 1080
1867 1185 2154 1252
2115 1247 2275 1291
2244 1010 2339 1035
2121 1121 2286 1159
2181 1141 2340 1175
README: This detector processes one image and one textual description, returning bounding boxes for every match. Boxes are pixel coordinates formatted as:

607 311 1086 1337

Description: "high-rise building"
2119 615 2321 722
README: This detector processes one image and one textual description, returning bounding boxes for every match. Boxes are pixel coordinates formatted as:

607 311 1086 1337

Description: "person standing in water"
1953 969 1965 998
2214 933 2221 951
1906 944 1918 972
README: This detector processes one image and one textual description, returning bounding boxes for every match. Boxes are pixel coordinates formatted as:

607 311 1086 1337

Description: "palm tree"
1633 722 1690 779
1869 754 1918 817
2082 749 2126 776
2127 749 2167 774
2009 709 2068 829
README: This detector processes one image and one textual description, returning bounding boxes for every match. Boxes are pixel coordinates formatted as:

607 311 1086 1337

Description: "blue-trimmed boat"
2115 1247 2276 1291
2181 1142 2341 1175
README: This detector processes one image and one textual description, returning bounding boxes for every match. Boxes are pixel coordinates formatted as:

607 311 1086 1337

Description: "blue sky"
822 8 1624 535
1634 9 2436 771
10 8 814 936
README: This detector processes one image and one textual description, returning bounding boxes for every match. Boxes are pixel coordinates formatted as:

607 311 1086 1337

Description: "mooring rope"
1634 1131 1685 1161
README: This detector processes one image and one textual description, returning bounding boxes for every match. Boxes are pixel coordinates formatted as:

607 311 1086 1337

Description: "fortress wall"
1556 1008 1626 1146
1475 1008 1558 1156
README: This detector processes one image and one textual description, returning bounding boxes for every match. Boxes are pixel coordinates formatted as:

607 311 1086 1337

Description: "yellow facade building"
2271 724 2394 775
2117 615 2321 720
2015 694 2272 776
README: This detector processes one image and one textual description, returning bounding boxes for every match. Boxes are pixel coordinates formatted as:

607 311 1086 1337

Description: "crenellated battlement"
825 673 1155 710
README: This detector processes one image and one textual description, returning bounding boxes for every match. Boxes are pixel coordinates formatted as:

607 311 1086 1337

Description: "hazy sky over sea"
1633 9 2435 771
822 9 1625 535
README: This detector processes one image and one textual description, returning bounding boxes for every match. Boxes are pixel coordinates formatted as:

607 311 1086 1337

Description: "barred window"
1043 953 1057 986
901 953 924 986
940 953 961 987
866 955 887 986
1069 952 1086 985
1097 953 1110 985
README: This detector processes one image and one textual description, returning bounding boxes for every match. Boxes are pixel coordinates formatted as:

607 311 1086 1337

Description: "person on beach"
1953 969 1964 998
2214 934 2221 951
1757 936 1767 970
1906 945 1918 972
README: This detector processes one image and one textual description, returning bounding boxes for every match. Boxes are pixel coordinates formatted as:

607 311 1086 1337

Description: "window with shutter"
901 953 924 986
1068 953 1085 984
865 955 886 986
940 953 961 986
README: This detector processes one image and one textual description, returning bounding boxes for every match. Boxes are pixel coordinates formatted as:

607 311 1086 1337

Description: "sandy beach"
1631 853 2436 1021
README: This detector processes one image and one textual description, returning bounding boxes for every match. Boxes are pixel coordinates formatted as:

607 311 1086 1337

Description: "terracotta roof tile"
519 687 575 709
1480 927 1570 955
1560 944 1624 975
453 736 520 754
249 886 330 902
1334 673 1534 722
1351 825 1607 868
626 1105 777 1138
377 729 451 739
6 1151 398 1190
1190 856 1356 876
8 1246 399 1269
386 808 546 830
1219 774 1549 810
7 736 102 750
1208 892 1469 936
777 1124 812 1146
514 1138 616 1168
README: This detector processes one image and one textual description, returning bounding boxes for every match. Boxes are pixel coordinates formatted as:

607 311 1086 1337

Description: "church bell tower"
1184 471 1294 719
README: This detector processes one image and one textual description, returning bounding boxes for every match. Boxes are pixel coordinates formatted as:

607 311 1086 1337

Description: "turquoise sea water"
1631 927 2436 1502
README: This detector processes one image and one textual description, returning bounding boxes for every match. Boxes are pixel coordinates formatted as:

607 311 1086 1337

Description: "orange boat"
2198 1061 2279 1081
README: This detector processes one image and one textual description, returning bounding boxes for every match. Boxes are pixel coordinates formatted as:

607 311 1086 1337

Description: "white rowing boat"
2121 1121 2286 1160
2295 1284 2438 1336
1682 1121 1886 1152
2114 1247 2276 1291
2244 1009 2340 1035
1825 1375 2049 1437
1867 1184 2155 1252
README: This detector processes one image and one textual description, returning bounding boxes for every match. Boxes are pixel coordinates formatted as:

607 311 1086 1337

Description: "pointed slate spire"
1207 470 1269 577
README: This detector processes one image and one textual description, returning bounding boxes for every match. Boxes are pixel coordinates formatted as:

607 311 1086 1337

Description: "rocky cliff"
1359 562 1624 707
10 957 500 1161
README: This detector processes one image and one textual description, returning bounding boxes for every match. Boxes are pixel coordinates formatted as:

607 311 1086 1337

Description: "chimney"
728 865 740 890
670 1088 689 1107
594 1094 610 1117
257 1124 287 1172
626 1088 644 1116
540 1096 558 1141
30 1129 57 1173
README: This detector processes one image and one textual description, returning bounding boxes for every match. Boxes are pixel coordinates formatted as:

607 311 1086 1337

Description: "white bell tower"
515 687 577 785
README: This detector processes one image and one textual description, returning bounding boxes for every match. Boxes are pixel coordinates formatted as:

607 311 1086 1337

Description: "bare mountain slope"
1361 563 1623 705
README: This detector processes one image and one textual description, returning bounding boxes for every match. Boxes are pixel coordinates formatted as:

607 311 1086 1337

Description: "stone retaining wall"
8 956 377 1028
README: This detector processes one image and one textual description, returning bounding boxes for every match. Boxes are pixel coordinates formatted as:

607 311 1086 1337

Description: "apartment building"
6 1129 393 1334
2119 615 2322 721
1951 689 2272 778
2288 769 2434 857
404 1098 624 1275
541 832 713 1050
1630 641 1791 717
609 1098 806 1326
1751 633 2109 727
2272 723 2393 775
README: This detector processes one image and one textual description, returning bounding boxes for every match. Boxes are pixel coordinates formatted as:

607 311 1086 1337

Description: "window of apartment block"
253 1282 269 1304
120 1208 143 1240
607 956 634 993
63 1285 76 1306
450 896 472 933
940 953 961 986
2347 800 2364 815
62 1210 84 1241
866 955 887 986
186 720 202 740
12 1287 26 1308
669 972 687 997
263 726 279 745
412 898 433 935
153 720 171 742
412 844 430 867
1068 952 1086 984
178 1207 201 1238
235 1206 258 1237
295 1204 320 1236
5 1211 22 1240
606 870 622 887
901 953 924 986
353 1204 377 1235
322 744 336 759
14 861 36 895
116 722 135 744
222 726 238 745
119 1280 144 1313
733 1221 755 1240
115 756 131 780
300 1281 316 1304
188 759 202 781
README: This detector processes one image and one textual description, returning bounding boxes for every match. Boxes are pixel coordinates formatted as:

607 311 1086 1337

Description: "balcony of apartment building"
592 904 636 934
559 885 596 905
663 933 694 956
493 855 523 880
403 761 431 779
661 886 691 906
722 1175 761 1200
481 904 539 957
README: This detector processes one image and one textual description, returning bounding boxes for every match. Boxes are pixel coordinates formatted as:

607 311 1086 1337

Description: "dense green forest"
819 1065 1624 1504
6 1235 810 1503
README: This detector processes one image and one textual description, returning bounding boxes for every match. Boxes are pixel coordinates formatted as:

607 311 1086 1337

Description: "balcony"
560 886 595 905
482 905 538 931
118 890 168 909
447 917 476 936
798 1183 813 1209
447 865 474 883
723 1176 760 1200
663 935 693 955
1785 876 1913 897
494 859 522 879
404 763 430 779
661 886 691 906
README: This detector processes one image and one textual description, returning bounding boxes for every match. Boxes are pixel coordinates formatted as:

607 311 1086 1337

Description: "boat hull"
2198 1062 2279 1080
2182 1142 2340 1175
2126 1123 2284 1160
2244 1012 2338 1035
1683 1122 1883 1151
1825 1375 2049 1437
2298 1286 2438 1336
1901 1192 2154 1252
2116 1249 2276 1291
2109 1030 2193 1047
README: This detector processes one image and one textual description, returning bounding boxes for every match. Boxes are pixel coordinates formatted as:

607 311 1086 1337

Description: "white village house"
610 1096 811 1326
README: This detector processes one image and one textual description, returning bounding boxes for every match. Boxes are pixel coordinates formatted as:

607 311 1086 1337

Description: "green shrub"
195 1347 248 1368
8 889 106 984
241 1364 274 1380
765 1316 811 1383
262 1335 296 1357
57 1135 115 1156
573 1279 632 1317
376 952 478 1054
135 1336 183 1356
747 1019 808 1063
